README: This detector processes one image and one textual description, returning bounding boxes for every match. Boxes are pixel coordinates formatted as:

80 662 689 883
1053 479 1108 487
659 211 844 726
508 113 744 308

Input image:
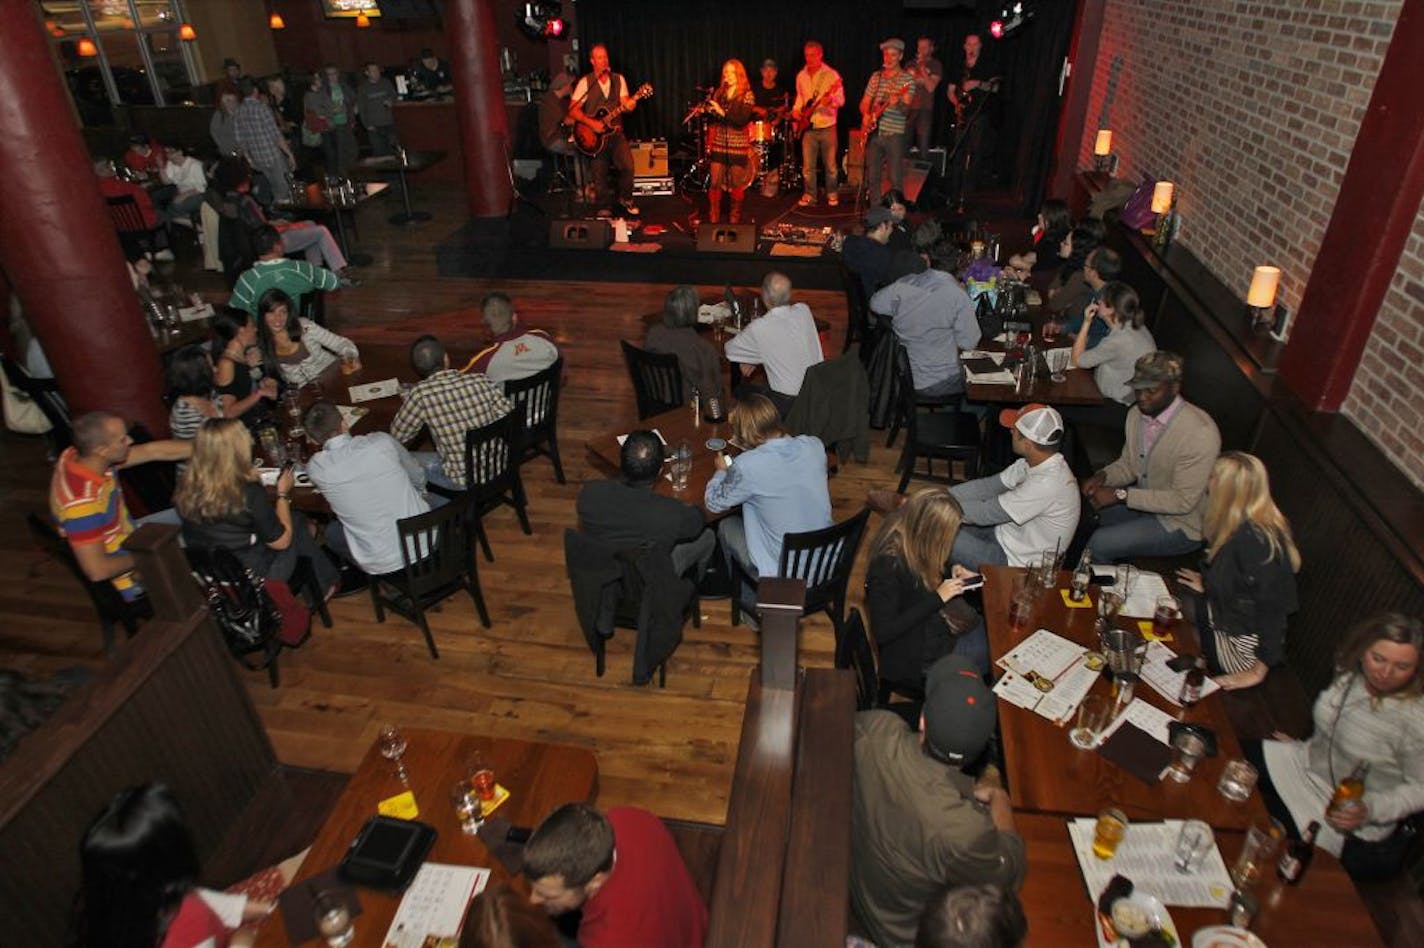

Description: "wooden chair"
834 607 879 711
883 336 961 449
503 357 565 484
105 193 169 259
430 414 531 562
893 347 982 493
620 340 684 419
26 512 152 657
1 354 72 452
840 264 871 354
730 507 871 631
369 497 490 659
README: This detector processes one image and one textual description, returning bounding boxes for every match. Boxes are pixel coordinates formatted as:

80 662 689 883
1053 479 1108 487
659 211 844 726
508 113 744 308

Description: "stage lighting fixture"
518 2 565 40
990 2 1034 39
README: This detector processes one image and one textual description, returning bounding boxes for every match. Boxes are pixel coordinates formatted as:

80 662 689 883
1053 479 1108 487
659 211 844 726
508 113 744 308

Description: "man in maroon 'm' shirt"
524 803 707 947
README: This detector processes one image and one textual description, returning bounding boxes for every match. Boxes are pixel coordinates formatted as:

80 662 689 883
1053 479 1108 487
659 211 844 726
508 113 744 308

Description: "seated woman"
256 288 359 388
865 488 987 684
1004 197 1070 279
75 782 305 947
1253 613 1424 881
1045 221 1104 316
211 307 279 427
881 189 913 254
174 418 339 597
1067 281 1156 428
1175 451 1300 690
645 285 723 402
167 344 275 442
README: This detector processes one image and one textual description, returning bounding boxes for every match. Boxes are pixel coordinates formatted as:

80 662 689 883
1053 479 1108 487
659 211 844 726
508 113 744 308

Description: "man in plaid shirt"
390 335 514 490
235 79 295 203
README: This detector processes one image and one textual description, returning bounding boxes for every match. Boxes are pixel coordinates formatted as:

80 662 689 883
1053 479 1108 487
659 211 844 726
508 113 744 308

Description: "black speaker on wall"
549 219 612 250
696 223 758 254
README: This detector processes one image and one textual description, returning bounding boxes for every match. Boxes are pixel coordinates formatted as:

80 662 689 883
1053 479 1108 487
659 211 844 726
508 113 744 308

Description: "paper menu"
349 378 400 403
337 405 369 430
1097 698 1176 746
992 629 1098 724
1090 566 1171 619
964 366 1017 385
1066 818 1233 909
998 628 1085 681
1139 640 1222 707
381 863 490 948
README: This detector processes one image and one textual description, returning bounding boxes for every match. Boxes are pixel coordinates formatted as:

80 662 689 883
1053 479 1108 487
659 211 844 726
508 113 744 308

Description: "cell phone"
505 825 532 844
1166 655 1198 673
958 573 985 591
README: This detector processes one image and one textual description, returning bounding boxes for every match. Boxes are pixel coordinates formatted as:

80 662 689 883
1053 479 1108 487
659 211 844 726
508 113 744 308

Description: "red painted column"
0 8 167 435
1279 0 1424 410
1047 0 1107 202
446 0 514 218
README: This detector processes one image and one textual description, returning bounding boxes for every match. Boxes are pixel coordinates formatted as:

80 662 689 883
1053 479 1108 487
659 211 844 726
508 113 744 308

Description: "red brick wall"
1075 0 1423 490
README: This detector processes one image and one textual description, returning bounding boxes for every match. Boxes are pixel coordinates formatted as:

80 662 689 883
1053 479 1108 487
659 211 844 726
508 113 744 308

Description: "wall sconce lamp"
1247 265 1291 340
77 37 98 57
1093 130 1118 176
178 23 197 41
355 9 372 27
1151 181 1178 249
269 12 286 29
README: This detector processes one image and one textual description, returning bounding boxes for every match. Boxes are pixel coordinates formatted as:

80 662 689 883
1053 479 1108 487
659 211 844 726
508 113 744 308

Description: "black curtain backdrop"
574 0 1078 213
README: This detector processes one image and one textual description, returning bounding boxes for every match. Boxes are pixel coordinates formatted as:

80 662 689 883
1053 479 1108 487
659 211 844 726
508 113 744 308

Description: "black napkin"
477 816 527 876
278 868 363 945
1097 722 1172 784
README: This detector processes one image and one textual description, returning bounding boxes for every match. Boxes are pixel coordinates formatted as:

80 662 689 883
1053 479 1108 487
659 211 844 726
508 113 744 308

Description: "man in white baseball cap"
869 403 1080 570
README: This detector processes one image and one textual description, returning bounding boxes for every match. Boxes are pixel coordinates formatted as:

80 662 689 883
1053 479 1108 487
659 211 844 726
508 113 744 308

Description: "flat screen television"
321 0 382 19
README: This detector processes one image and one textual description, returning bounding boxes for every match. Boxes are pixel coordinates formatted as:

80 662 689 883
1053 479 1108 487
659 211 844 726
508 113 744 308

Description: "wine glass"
378 724 408 781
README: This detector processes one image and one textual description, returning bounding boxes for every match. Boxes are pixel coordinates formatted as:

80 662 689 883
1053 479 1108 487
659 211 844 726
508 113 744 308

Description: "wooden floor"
0 183 910 826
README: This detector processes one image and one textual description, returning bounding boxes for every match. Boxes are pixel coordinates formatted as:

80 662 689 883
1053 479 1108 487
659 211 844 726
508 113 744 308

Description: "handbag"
1119 175 1160 230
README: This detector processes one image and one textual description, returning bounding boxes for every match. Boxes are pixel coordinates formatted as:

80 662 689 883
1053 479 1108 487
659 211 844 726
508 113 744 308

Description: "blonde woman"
175 418 339 595
865 489 986 684
1175 451 1300 689
704 59 756 223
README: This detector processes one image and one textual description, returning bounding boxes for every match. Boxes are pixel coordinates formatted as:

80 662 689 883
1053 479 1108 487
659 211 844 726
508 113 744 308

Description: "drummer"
703 59 757 225
752 58 789 121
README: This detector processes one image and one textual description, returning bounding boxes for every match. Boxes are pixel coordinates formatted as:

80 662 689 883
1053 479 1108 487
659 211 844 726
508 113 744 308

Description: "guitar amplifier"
630 139 669 177
549 218 612 250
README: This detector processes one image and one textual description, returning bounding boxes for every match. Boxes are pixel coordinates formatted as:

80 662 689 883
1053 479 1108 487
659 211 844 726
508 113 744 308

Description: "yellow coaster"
1139 619 1174 643
377 790 419 820
480 783 511 818
1060 589 1092 609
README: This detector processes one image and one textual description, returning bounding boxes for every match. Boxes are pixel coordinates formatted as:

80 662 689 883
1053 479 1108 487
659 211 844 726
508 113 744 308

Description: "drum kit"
678 89 802 196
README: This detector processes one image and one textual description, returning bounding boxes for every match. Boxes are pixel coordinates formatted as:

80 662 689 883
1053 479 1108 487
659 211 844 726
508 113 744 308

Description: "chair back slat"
834 608 879 711
777 508 871 622
397 500 469 596
465 414 514 488
105 194 148 233
504 357 562 433
621 340 684 419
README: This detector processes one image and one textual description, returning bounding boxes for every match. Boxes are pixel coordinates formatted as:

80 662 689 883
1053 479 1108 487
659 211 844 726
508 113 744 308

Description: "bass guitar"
789 78 843 138
951 76 1000 127
572 83 653 157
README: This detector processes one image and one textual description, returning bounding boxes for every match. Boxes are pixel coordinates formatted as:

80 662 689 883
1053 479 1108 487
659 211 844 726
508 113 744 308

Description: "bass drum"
749 120 779 144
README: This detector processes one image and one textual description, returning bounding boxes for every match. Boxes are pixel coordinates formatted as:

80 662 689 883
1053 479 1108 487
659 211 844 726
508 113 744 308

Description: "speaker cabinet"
900 158 935 203
549 218 611 250
696 222 758 254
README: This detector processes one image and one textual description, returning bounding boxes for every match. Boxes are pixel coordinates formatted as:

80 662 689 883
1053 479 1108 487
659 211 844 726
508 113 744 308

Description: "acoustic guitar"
572 83 653 157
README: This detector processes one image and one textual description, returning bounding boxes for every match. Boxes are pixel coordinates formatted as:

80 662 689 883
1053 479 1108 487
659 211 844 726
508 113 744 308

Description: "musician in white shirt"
791 40 845 207
567 44 641 219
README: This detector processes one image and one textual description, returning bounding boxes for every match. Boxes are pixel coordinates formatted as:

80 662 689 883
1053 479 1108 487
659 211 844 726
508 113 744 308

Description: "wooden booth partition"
0 523 285 945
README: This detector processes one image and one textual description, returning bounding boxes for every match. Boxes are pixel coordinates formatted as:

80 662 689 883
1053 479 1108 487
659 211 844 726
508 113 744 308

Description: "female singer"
704 59 757 224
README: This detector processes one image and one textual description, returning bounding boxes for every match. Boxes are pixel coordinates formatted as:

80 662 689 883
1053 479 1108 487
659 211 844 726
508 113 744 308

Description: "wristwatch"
1114 488 1128 503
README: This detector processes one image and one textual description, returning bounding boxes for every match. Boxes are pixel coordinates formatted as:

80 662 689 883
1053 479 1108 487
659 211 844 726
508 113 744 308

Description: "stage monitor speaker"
549 218 612 250
630 139 669 177
697 222 758 254
900 159 935 204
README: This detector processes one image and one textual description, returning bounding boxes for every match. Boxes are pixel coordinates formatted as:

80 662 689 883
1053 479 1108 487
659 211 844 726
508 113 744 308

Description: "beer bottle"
1327 761 1369 818
1178 659 1206 706
1277 820 1320 884
1069 548 1092 602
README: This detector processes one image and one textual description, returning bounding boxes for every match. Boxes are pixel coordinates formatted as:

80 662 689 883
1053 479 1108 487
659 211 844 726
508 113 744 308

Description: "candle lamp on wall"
1246 265 1291 339
1093 129 1118 176
1152 181 1178 249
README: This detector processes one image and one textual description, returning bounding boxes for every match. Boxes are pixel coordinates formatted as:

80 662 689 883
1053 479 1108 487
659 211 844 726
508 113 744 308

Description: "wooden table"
253 727 598 948
275 182 390 265
964 309 1105 406
1014 812 1385 946
584 406 743 521
983 566 1268 831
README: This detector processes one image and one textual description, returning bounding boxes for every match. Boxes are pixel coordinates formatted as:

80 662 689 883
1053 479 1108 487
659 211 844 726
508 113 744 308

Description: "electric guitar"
861 71 915 136
790 78 843 138
951 76 1001 127
572 83 653 157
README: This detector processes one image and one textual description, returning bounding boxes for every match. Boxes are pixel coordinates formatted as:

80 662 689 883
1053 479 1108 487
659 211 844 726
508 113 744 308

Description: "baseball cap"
922 655 996 766
998 403 1063 445
864 206 895 228
880 38 906 52
1127 351 1184 389
762 58 777 69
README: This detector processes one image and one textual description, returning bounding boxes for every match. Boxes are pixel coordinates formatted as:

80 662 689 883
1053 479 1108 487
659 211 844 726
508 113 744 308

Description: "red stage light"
544 17 565 37
989 19 1005 39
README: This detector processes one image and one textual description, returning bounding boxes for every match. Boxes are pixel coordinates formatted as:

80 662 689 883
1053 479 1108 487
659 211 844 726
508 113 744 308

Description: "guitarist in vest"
791 41 845 207
944 32 1000 213
567 44 642 218
859 38 917 208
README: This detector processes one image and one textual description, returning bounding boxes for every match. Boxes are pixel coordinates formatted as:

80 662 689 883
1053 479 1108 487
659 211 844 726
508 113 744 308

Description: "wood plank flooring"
0 184 913 826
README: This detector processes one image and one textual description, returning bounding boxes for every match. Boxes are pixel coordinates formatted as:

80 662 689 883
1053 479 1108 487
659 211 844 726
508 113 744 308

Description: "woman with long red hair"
703 59 757 223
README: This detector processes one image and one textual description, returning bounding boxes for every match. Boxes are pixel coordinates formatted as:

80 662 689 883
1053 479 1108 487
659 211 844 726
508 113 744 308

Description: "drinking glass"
1152 595 1180 639
451 780 483 834
1069 694 1111 749
1230 821 1283 889
1048 348 1069 383
1115 564 1136 601
1008 590 1035 637
313 889 355 947
465 749 498 804
1092 807 1129 860
670 441 692 491
1174 819 1214 873
1217 758 1259 803
1166 730 1207 783
1038 550 1059 588
1097 589 1125 624
377 724 409 781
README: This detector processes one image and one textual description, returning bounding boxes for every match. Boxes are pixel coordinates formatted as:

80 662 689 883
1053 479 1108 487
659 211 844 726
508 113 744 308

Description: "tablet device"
337 815 437 891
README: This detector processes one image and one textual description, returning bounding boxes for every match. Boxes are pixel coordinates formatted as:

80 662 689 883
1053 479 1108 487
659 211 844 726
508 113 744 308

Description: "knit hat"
922 655 996 766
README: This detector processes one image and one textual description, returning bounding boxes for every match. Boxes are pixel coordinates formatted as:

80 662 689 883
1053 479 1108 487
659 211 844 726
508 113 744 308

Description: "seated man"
50 411 192 601
389 334 513 491
841 206 897 295
705 395 832 610
723 271 823 416
95 159 173 260
228 226 344 316
159 143 208 219
1055 246 1120 350
524 802 707 948
915 884 1028 948
870 239 982 398
122 133 167 178
852 655 1026 948
303 400 432 576
1081 351 1220 561
577 429 716 583
463 292 560 383
214 160 349 276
